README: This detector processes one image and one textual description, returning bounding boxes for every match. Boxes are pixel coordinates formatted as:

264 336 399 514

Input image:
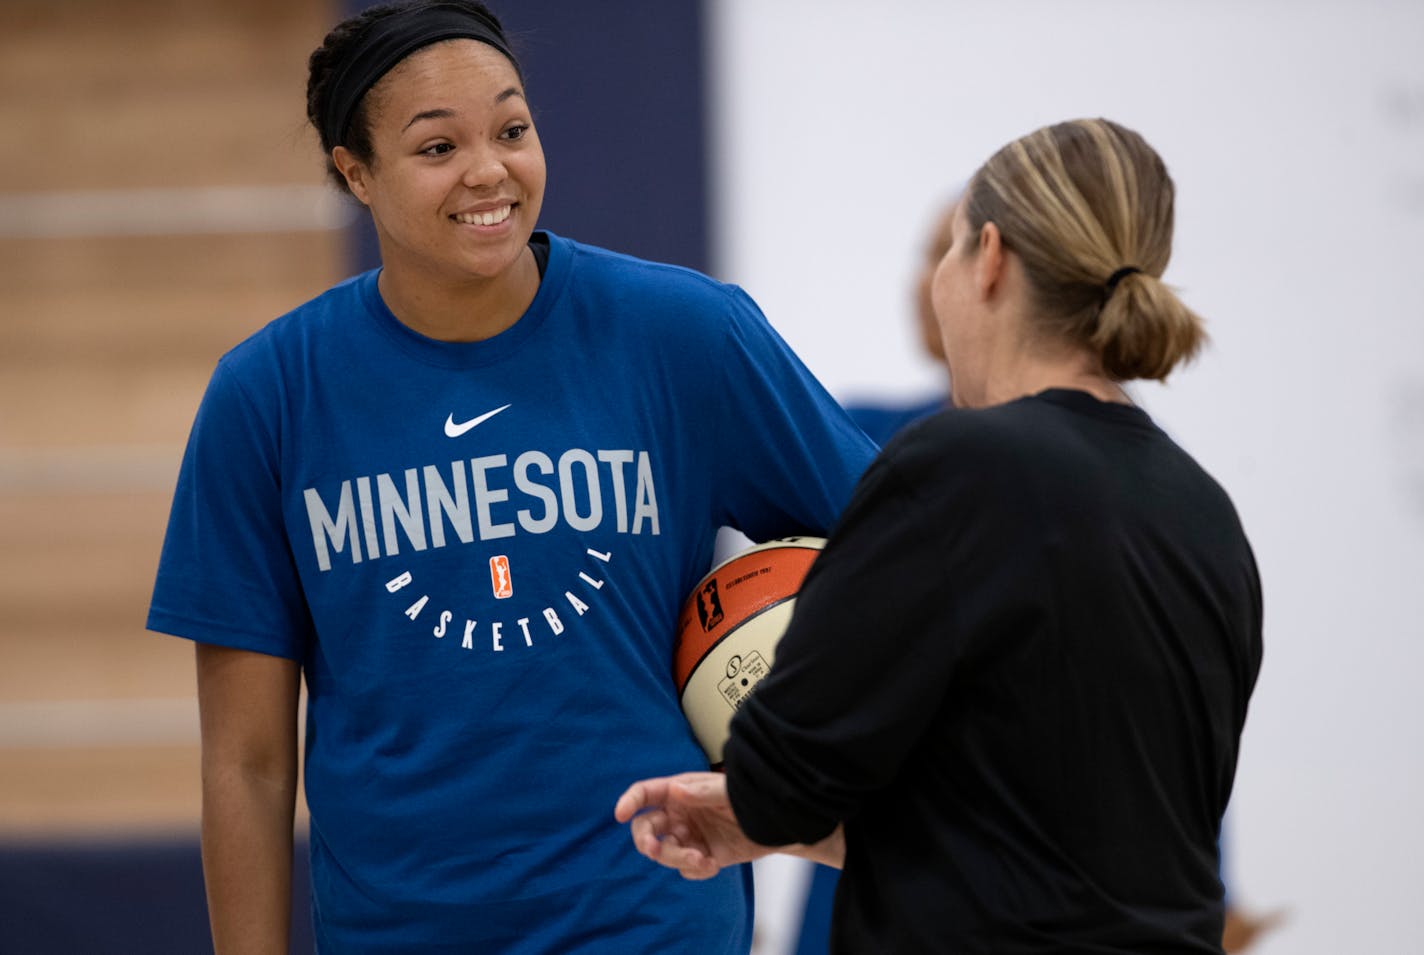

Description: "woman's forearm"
201 762 297 954
195 643 302 955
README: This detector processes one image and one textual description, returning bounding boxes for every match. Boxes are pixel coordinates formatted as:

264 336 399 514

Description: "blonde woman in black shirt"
617 118 1262 955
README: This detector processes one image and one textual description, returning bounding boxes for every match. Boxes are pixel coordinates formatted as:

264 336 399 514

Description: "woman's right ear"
332 147 371 206
975 221 1006 301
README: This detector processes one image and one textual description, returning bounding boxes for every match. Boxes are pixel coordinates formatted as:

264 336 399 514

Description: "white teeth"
454 205 512 226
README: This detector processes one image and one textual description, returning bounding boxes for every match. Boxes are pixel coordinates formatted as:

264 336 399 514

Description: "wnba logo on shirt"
696 580 723 631
490 556 513 599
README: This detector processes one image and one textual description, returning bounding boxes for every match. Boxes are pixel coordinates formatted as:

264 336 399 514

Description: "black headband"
321 3 520 151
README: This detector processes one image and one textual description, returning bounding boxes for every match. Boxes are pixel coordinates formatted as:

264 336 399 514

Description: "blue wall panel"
348 0 709 274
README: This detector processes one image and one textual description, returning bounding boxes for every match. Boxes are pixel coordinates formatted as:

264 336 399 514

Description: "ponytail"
1095 271 1204 381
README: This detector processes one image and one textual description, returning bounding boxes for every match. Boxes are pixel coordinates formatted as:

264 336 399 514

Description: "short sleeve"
709 288 877 541
147 359 313 659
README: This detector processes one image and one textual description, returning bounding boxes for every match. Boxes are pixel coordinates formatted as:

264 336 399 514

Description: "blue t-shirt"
844 393 946 447
148 233 876 954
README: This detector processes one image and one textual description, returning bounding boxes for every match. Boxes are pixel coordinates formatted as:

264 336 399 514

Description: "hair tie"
322 3 519 151
1104 266 1141 295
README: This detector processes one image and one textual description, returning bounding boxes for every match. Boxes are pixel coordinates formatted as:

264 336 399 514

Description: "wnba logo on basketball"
696 581 724 631
672 537 825 764
489 556 513 599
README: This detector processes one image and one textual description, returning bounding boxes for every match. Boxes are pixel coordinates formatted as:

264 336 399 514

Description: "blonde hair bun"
965 118 1206 382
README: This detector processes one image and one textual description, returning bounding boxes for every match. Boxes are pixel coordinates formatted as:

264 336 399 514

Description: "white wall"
711 2 1424 952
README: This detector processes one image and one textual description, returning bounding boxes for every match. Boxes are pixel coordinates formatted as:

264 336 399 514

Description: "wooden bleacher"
0 0 341 840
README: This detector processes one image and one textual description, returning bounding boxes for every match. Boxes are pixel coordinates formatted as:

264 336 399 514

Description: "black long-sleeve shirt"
724 389 1262 954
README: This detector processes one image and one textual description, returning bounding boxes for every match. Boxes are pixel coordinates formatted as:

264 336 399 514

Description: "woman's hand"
614 772 778 880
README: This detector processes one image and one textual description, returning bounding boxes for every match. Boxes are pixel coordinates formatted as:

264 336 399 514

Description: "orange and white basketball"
673 536 825 765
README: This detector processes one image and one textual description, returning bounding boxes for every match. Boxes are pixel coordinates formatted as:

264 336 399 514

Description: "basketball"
673 536 826 765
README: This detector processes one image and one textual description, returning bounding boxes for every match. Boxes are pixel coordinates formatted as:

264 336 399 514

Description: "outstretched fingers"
613 777 669 824
616 773 732 880
614 772 722 823
629 809 691 857
624 803 721 878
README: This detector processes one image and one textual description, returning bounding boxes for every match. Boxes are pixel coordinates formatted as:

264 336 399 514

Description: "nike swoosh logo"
444 404 511 438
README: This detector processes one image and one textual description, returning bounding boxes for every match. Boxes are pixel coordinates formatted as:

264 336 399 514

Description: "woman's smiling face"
337 38 546 288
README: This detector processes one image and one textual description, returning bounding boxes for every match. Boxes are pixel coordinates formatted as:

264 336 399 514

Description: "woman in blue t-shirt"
148 2 875 951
